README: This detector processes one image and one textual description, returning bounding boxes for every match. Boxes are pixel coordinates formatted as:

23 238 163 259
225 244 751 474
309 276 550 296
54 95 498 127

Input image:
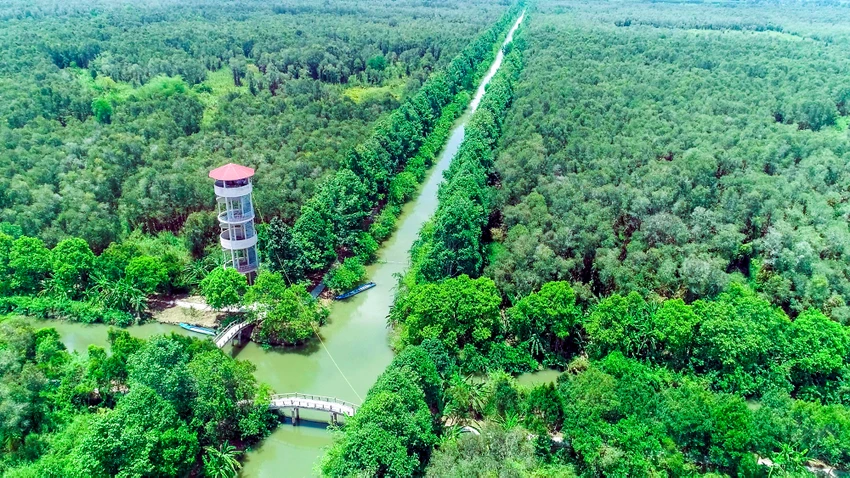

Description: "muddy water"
32 11 526 477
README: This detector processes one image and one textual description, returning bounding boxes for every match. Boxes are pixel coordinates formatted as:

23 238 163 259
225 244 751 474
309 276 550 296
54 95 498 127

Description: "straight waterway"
30 11 526 477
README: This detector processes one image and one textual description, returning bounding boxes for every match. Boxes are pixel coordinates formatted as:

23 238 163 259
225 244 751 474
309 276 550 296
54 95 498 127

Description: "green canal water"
30 11 526 477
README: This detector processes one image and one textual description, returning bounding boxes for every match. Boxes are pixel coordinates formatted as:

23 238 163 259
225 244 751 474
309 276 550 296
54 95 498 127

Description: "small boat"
179 323 217 336
334 282 376 300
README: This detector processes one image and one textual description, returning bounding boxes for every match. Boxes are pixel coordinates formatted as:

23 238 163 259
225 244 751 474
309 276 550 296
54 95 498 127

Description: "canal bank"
31 10 526 477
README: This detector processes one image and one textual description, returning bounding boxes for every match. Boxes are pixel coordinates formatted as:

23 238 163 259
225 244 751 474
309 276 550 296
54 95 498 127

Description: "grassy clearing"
196 66 249 127
836 115 850 131
75 68 136 103
74 66 247 128
343 79 406 103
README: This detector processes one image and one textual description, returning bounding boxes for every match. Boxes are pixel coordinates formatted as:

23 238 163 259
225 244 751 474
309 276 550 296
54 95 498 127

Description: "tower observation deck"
209 163 259 283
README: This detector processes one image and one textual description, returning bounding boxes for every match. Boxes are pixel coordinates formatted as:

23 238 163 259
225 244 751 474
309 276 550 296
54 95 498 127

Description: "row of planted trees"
408 38 523 284
261 1 527 292
321 15 534 478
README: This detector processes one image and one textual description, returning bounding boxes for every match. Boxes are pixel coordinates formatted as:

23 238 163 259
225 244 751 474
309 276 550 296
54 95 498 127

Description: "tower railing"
218 209 254 223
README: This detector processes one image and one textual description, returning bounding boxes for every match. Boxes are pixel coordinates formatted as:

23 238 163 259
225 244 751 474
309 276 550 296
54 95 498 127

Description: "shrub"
324 257 366 293
369 205 401 243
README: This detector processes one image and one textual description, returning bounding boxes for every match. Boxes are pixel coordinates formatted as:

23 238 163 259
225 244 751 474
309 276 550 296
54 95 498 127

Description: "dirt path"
149 295 225 328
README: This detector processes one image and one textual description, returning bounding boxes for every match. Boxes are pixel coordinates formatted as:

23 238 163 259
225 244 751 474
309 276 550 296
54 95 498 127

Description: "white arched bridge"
238 393 358 425
253 393 358 426
213 321 251 348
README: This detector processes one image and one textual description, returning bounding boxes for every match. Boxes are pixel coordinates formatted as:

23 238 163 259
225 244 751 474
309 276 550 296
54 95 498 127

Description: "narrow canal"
32 11 526 477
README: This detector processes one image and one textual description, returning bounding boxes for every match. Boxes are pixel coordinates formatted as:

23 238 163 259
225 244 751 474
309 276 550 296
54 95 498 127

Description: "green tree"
318 169 370 248
291 205 336 271
0 232 15 294
391 275 502 354
419 193 485 282
126 336 192 415
245 272 326 345
523 383 565 432
787 309 850 399
48 237 96 298
72 386 198 477
322 368 436 477
367 54 387 71
91 97 112 124
94 241 142 281
584 291 655 360
188 350 274 443
659 378 753 470
390 345 443 412
182 211 219 258
508 281 582 358
651 298 699 367
324 257 366 293
124 255 168 294
692 284 790 395
9 236 52 294
200 267 248 310
261 217 306 280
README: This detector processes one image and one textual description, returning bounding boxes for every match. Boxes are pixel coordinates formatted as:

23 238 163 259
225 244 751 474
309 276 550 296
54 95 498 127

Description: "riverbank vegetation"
0 317 276 476
323 16 530 477
326 0 850 476
0 229 198 326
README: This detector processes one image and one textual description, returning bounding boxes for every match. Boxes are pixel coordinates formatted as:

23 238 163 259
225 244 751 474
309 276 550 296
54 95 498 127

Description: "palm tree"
89 274 147 318
444 374 487 421
436 425 462 448
203 443 243 478
494 410 521 431
767 443 810 478
182 257 217 288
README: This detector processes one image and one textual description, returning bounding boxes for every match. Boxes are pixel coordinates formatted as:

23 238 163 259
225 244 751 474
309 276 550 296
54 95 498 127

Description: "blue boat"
179 323 217 336
334 282 376 300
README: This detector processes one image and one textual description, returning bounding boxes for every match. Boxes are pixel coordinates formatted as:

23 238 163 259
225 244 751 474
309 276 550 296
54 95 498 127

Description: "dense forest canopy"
489 0 850 319
0 0 507 250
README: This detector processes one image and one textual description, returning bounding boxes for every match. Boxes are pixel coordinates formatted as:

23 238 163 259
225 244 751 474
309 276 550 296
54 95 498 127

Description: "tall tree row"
266 1 528 280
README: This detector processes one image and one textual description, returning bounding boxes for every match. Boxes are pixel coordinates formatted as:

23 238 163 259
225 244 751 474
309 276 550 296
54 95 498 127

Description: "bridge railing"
269 393 359 412
213 320 248 346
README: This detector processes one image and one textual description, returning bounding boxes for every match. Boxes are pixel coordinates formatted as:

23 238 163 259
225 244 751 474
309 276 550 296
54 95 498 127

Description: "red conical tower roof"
209 163 255 181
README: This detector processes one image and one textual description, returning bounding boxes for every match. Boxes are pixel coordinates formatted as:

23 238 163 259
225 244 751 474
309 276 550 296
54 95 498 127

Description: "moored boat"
179 323 217 336
334 282 376 300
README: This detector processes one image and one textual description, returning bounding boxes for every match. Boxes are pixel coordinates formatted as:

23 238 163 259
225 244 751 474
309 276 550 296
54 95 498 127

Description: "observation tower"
209 163 259 283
